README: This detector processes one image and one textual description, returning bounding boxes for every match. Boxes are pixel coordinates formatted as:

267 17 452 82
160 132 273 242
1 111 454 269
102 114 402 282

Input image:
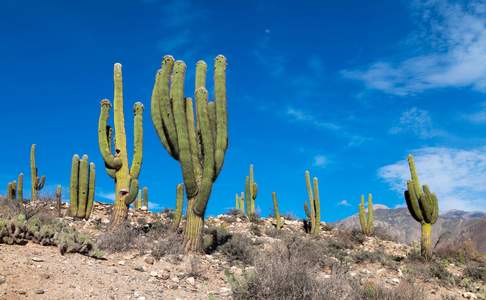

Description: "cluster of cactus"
272 192 283 230
235 192 244 214
150 55 228 252
171 183 184 232
303 171 321 235
404 154 439 259
245 164 258 220
358 193 374 236
6 173 23 201
0 214 101 258
135 187 149 210
68 155 96 220
98 63 144 227
30 144 46 201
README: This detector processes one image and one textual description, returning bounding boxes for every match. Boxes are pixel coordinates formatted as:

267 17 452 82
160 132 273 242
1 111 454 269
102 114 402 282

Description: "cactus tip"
133 102 144 112
101 99 112 107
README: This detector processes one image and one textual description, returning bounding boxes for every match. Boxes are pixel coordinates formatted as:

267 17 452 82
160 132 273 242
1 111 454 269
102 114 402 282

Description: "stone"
34 289 44 294
0 276 6 285
463 292 477 299
118 260 125 266
171 277 180 283
150 271 158 277
31 257 44 262
134 266 145 272
186 277 195 286
144 256 155 265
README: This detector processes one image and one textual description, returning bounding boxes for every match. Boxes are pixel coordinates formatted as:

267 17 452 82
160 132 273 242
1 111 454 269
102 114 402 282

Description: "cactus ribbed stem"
304 170 321 235
142 186 148 209
30 144 45 201
17 173 23 201
69 154 96 220
56 185 62 217
272 192 282 230
171 183 184 231
151 55 228 252
358 194 374 236
98 63 144 228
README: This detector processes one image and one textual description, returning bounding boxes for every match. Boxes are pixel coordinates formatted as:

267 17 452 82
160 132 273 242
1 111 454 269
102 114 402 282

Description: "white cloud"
390 107 444 138
97 192 116 202
342 0 486 95
313 155 328 168
378 147 486 212
338 199 351 207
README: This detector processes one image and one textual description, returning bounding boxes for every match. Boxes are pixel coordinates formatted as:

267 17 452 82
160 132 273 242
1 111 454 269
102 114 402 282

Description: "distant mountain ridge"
335 207 486 253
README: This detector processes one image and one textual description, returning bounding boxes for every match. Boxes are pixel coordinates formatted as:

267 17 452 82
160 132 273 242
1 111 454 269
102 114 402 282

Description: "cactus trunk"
30 144 45 201
183 197 204 252
272 192 282 230
17 173 23 201
421 223 432 259
56 185 62 217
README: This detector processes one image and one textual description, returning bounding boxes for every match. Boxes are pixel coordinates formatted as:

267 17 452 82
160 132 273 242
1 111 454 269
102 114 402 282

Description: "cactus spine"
358 193 374 236
98 63 143 228
303 171 321 235
272 192 283 230
404 154 439 259
69 154 96 220
142 187 148 209
151 55 228 252
245 164 258 220
30 144 45 201
171 183 184 232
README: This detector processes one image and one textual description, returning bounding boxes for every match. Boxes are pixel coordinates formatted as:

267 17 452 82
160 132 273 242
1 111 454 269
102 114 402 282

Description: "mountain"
335 207 486 253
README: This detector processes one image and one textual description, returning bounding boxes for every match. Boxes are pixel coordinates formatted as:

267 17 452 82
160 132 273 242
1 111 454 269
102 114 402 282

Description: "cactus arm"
195 60 207 89
313 177 320 233
171 61 199 199
430 192 439 224
407 155 422 197
208 102 217 150
113 63 129 169
30 144 37 200
405 181 424 222
171 183 184 231
304 202 311 219
124 179 139 206
77 155 89 218
69 155 80 217
150 68 173 157
98 100 122 170
245 176 250 217
85 162 95 220
17 173 23 201
129 102 144 178
367 193 374 234
214 55 228 175
38 176 46 190
193 87 215 217
421 185 437 224
185 98 202 180
104 126 117 179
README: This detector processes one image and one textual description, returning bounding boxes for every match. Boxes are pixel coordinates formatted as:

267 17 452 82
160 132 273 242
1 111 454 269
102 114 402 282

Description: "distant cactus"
150 55 228 252
235 192 245 213
303 171 320 235
17 173 23 201
272 192 283 230
142 187 148 210
68 154 96 220
245 164 258 220
6 181 16 200
171 183 184 232
30 144 46 201
98 63 143 228
358 193 374 236
136 189 142 209
404 154 439 259
56 185 62 217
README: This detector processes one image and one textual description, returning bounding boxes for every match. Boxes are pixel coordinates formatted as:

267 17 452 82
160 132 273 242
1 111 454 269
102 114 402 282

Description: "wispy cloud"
463 101 486 124
378 147 486 212
96 191 115 203
253 29 286 77
390 107 445 139
338 199 351 207
342 0 486 96
313 155 328 168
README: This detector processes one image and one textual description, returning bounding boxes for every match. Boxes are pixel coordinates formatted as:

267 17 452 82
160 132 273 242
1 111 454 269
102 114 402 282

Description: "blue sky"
1 0 486 221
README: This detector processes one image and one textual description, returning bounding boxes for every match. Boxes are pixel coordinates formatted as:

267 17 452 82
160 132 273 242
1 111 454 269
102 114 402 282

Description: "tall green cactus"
171 183 184 232
30 144 46 201
142 187 148 209
404 154 439 259
136 189 142 209
56 185 62 217
235 192 245 213
303 171 321 235
358 193 374 236
7 181 16 200
151 55 228 252
98 63 143 228
272 192 283 230
17 173 23 201
245 164 258 220
69 154 96 220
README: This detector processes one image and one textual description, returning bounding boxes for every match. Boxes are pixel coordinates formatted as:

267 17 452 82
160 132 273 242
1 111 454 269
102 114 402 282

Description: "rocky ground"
0 201 485 300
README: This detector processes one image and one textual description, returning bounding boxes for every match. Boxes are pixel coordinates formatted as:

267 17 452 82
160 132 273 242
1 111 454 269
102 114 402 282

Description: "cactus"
303 171 321 235
142 187 148 210
358 193 374 236
171 183 184 232
17 173 23 201
245 164 258 220
151 55 228 252
136 189 142 209
98 63 143 228
272 192 283 230
404 154 439 259
235 192 244 213
30 144 46 201
7 181 16 200
68 154 96 220
56 185 62 217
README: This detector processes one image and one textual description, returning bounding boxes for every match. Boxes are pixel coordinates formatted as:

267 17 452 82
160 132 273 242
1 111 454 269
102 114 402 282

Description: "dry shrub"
219 233 255 265
96 223 141 253
352 281 425 300
151 231 184 259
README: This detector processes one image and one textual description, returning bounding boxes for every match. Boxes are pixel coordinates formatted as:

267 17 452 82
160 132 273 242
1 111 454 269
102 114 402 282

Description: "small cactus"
56 185 62 217
303 170 321 235
69 154 96 220
171 183 184 232
404 154 439 259
235 192 244 214
17 173 23 201
7 181 16 200
30 144 46 201
142 187 148 209
136 189 142 209
272 192 283 230
358 193 374 236
245 164 258 220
